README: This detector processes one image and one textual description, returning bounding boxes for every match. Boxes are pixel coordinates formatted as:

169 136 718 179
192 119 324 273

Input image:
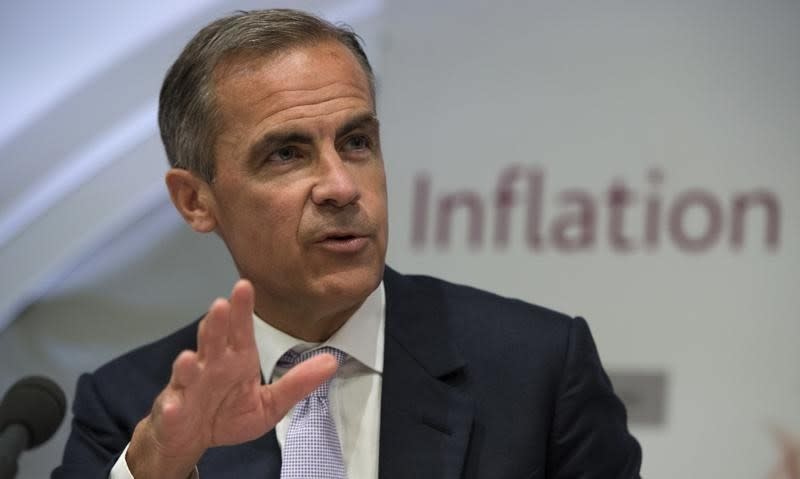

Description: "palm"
175 342 265 449
205 364 267 446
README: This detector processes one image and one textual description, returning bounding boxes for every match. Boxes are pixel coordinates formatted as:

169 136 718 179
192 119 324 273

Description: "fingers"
228 279 255 351
198 298 230 360
264 354 338 419
170 350 201 389
197 280 255 360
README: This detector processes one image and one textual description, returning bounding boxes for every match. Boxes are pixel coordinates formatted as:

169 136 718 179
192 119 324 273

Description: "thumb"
262 353 338 419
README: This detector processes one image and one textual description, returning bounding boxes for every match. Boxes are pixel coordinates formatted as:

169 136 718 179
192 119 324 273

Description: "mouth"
315 232 370 253
324 233 359 240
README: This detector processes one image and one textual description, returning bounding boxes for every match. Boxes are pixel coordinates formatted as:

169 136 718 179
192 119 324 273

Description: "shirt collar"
253 281 385 380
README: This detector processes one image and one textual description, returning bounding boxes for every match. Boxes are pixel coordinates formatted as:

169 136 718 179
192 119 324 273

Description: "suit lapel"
379 268 474 479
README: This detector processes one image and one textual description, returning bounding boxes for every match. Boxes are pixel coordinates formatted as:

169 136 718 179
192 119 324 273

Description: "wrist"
127 416 205 479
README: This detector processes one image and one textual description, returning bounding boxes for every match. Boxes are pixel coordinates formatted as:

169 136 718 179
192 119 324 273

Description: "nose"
310 145 360 207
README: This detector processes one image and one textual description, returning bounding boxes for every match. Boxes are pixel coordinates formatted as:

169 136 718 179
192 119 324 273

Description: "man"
54 9 641 479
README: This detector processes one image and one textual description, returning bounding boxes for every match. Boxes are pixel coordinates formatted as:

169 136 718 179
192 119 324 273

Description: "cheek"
362 162 387 200
361 167 389 245
227 190 301 255
370 169 389 220
253 196 300 244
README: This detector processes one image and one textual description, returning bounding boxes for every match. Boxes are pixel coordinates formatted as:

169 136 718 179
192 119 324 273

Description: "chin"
313 261 384 303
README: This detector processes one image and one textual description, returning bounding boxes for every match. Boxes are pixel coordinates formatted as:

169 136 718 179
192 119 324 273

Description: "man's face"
206 41 388 321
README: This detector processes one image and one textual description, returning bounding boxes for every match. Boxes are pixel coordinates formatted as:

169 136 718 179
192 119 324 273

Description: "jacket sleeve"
546 316 642 478
51 373 132 478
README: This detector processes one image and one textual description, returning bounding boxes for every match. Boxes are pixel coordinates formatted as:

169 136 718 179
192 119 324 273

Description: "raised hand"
126 280 337 479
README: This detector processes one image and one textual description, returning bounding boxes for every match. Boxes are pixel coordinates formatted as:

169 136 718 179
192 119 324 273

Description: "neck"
253 296 365 342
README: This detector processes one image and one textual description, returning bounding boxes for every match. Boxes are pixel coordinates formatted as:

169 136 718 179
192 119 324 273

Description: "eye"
268 146 301 163
342 134 371 152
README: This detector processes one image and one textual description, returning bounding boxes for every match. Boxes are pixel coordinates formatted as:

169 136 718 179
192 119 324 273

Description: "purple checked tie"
279 347 348 479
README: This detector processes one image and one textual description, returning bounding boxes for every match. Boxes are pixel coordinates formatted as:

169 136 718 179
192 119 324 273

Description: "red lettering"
669 190 722 252
731 190 780 251
607 181 635 252
551 190 596 251
411 173 431 248
436 191 484 248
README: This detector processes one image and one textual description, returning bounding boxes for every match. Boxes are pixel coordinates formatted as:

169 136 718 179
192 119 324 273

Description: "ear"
165 168 217 233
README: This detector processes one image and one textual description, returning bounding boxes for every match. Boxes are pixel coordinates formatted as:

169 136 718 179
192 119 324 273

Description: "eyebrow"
335 112 380 138
247 111 380 167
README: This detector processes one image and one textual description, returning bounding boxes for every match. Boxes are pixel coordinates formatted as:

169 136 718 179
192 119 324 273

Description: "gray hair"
158 9 375 182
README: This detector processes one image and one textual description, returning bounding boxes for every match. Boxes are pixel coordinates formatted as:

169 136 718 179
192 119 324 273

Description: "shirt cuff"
109 442 200 479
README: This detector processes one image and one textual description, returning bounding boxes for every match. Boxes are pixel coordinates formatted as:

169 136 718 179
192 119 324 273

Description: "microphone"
0 376 66 479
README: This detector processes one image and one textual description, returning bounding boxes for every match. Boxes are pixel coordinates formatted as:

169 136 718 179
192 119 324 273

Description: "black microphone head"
0 375 66 449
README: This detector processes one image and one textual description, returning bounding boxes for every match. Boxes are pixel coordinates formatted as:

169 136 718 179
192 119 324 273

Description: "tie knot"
279 346 347 369
278 347 346 400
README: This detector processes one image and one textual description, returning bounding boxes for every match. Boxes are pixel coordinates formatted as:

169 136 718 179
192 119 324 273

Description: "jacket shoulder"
92 319 200 390
387 267 574 331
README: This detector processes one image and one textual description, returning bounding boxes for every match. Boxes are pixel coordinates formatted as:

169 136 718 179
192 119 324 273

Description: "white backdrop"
1 1 798 478
380 2 800 477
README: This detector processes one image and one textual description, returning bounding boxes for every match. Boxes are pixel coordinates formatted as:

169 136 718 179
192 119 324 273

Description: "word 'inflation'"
410 166 780 253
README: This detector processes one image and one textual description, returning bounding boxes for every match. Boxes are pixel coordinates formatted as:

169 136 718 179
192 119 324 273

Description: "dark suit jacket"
54 267 641 478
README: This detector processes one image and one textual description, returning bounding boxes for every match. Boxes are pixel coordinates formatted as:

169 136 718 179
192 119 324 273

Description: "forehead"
212 41 373 128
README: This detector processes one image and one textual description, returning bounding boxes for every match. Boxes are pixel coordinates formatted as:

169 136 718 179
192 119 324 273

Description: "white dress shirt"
110 282 384 479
